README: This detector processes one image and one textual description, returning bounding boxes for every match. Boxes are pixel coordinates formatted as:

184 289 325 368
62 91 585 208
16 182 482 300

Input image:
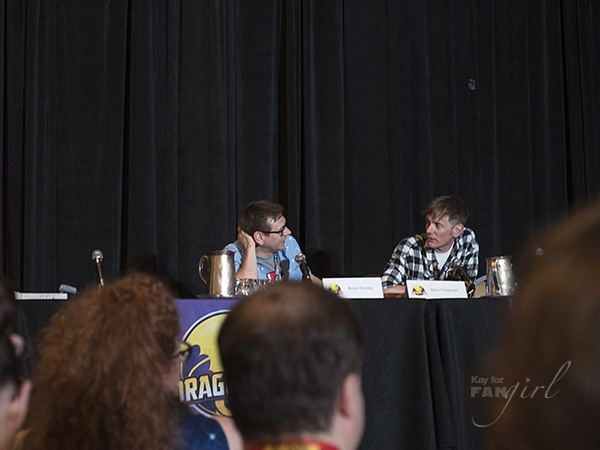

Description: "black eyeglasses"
174 341 192 362
259 226 288 237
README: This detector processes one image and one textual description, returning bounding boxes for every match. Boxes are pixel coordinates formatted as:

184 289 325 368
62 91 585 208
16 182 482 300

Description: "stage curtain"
0 0 598 293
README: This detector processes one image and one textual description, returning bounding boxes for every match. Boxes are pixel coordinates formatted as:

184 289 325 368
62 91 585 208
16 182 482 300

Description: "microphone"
451 259 475 293
91 249 105 287
295 253 311 281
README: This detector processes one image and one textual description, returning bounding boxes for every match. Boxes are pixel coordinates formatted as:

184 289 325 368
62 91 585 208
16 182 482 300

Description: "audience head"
26 272 184 450
0 276 30 450
0 334 19 400
0 277 23 357
422 195 469 226
0 277 17 332
0 333 30 450
486 201 600 449
219 282 364 450
238 201 284 236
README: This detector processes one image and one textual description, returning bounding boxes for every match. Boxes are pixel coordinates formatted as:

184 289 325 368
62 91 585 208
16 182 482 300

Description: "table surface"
17 296 511 450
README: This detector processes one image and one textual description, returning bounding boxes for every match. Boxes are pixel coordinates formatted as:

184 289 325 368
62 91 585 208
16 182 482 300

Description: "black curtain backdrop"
1 0 598 294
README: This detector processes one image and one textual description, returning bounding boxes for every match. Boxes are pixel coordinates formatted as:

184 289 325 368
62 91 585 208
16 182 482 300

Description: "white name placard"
322 277 384 299
15 292 68 300
406 280 467 299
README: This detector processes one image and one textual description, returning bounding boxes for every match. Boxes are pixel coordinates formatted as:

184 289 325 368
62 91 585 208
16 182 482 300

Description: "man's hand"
383 285 406 298
237 227 255 250
236 227 258 279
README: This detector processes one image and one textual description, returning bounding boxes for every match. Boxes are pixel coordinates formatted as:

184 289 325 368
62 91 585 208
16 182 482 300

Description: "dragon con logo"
328 283 343 295
411 285 426 296
178 310 230 417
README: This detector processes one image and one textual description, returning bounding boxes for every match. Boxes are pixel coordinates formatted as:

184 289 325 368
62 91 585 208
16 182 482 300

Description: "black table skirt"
355 298 510 450
17 296 510 450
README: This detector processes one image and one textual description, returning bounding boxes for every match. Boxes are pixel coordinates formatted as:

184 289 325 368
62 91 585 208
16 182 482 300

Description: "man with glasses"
224 201 319 283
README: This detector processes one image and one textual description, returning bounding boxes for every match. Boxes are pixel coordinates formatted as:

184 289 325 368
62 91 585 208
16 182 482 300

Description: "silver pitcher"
199 250 236 297
486 256 516 296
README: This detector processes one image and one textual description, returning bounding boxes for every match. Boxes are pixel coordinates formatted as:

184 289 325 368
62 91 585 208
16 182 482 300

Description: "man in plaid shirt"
381 196 479 297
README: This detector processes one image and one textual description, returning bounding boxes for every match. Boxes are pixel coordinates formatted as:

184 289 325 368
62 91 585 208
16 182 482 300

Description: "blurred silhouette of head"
0 276 30 450
486 201 600 449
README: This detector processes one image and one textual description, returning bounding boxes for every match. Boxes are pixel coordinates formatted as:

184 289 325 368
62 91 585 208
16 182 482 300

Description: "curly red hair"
25 272 185 450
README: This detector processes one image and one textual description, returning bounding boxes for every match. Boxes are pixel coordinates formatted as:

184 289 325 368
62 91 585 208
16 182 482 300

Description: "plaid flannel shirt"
381 227 479 288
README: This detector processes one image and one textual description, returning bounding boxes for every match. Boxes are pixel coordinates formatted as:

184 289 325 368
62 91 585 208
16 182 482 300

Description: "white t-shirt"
434 248 452 268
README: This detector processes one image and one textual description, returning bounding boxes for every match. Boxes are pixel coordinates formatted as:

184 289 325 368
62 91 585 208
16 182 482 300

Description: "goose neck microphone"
295 253 311 281
91 249 105 287
452 259 475 292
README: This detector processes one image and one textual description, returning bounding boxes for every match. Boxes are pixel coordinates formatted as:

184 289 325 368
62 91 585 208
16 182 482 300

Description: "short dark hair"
0 332 19 392
422 195 469 225
0 276 17 332
218 282 363 442
0 276 20 391
238 201 284 235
